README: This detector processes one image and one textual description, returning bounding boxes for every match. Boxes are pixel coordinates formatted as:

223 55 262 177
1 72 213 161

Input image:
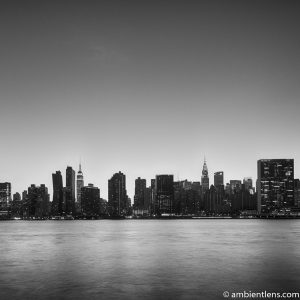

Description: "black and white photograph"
0 0 300 299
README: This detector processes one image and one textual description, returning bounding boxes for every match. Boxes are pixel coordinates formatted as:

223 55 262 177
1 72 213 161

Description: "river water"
0 220 300 299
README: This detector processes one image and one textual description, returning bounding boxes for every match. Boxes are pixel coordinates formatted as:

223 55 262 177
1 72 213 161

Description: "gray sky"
1 0 300 199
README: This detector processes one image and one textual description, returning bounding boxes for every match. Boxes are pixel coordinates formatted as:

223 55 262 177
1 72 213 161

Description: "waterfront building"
145 179 156 215
65 166 76 215
134 177 146 209
51 171 64 216
143 187 152 215
76 163 84 210
174 180 199 215
24 184 50 218
0 182 11 211
203 185 228 215
201 159 209 192
108 171 129 216
231 184 257 214
294 179 300 208
155 175 174 215
81 184 100 216
257 159 294 215
11 192 22 218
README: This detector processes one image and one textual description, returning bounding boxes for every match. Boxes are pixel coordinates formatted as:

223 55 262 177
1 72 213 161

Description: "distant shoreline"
1 216 300 221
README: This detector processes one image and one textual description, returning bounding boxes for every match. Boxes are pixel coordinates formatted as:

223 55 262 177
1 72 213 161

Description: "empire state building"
76 163 84 208
201 159 209 192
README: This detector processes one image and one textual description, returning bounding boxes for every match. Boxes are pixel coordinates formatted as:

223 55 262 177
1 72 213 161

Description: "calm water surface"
0 220 300 299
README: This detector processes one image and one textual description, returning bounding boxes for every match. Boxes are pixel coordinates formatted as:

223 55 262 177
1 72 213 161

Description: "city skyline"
3 158 298 219
1 0 300 199
1 156 298 201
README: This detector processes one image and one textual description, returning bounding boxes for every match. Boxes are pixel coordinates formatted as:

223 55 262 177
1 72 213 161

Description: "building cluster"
132 163 257 217
1 159 300 220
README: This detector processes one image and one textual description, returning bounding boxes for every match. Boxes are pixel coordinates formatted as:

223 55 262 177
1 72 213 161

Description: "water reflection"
0 220 299 299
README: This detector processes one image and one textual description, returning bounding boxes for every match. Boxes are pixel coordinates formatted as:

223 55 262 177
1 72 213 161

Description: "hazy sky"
1 0 300 199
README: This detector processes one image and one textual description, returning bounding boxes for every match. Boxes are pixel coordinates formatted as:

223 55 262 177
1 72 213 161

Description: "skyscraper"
51 171 64 216
257 159 294 215
81 184 100 216
155 175 174 215
108 171 129 216
76 163 84 208
134 177 147 210
294 179 300 208
214 172 224 188
201 159 209 192
0 182 11 211
65 166 76 215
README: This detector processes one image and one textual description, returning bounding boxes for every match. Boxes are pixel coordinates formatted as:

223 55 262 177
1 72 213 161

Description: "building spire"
79 157 82 173
201 156 209 191
202 156 208 173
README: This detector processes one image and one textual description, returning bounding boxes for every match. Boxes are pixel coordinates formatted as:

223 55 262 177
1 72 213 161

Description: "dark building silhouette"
133 177 148 215
22 190 27 201
81 184 100 216
214 172 224 188
203 185 228 215
231 184 257 215
76 163 84 211
13 192 21 201
11 192 22 218
24 184 50 218
134 177 146 209
108 171 129 216
149 179 156 214
143 187 152 215
155 175 174 215
65 166 76 215
174 180 200 215
51 171 64 216
294 179 300 208
0 182 11 212
257 159 294 215
201 159 209 192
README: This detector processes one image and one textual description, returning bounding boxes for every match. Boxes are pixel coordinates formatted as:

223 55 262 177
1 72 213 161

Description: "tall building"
65 166 76 215
76 163 84 208
214 172 224 188
81 184 100 216
134 177 147 210
257 159 294 214
201 159 209 192
294 179 300 208
51 171 64 216
155 175 174 215
108 171 129 216
0 182 11 210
